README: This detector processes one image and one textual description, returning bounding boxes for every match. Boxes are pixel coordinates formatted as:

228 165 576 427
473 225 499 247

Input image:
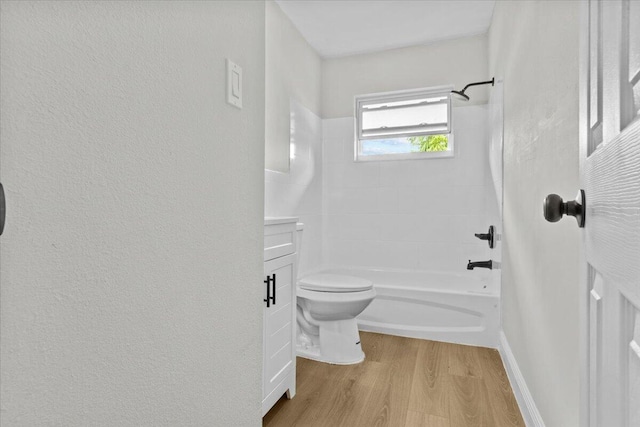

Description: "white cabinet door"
262 253 296 414
579 1 640 425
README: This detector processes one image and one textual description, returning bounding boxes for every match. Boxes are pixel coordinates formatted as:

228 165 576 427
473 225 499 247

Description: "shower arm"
460 78 495 93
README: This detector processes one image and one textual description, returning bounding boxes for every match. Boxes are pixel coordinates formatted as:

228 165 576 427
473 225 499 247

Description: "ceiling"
274 0 495 58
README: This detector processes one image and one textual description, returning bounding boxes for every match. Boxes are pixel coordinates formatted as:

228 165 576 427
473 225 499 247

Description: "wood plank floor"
263 332 525 427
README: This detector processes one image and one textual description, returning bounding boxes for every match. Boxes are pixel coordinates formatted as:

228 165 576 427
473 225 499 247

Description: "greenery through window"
408 134 449 152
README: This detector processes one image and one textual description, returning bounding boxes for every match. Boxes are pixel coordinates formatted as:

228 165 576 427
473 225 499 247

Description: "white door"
578 1 640 425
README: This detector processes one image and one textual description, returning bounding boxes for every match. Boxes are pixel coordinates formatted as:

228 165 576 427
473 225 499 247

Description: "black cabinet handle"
264 275 271 308
264 274 276 307
272 274 276 306
0 183 5 236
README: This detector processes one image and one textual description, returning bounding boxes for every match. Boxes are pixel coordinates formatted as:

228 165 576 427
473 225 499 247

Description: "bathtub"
312 267 500 348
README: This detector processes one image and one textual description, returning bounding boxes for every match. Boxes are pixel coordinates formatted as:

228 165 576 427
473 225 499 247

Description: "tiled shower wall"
265 104 500 287
322 105 499 284
265 100 323 275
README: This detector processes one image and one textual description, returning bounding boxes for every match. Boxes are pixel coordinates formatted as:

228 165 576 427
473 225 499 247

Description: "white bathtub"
314 267 500 348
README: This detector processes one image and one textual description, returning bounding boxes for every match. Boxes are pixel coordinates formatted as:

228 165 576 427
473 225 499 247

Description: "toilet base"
296 347 365 365
296 318 365 365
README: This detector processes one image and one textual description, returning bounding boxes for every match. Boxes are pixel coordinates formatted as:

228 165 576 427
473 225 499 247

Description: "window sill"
354 150 455 162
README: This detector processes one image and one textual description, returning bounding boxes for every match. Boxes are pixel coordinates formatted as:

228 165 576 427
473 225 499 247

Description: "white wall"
265 100 323 275
0 2 265 425
322 106 499 287
265 0 322 172
322 34 489 118
489 1 581 426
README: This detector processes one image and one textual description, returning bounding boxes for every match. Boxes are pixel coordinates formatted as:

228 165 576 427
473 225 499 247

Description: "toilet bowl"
296 273 376 364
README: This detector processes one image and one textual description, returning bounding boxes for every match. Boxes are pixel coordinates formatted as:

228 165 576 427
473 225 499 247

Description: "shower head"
451 77 495 101
451 90 470 102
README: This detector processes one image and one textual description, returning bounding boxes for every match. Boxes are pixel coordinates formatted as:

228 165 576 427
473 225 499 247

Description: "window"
355 86 454 161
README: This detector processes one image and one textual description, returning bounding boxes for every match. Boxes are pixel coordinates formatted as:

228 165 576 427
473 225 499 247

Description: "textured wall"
322 34 489 118
0 1 265 425
488 1 581 425
265 0 322 172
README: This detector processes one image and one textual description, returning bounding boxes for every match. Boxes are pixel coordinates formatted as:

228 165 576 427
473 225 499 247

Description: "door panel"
582 1 640 426
621 0 640 128
588 274 603 427
625 298 640 426
589 0 603 148
584 123 640 299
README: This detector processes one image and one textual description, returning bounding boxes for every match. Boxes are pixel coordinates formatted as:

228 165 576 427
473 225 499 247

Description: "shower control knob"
543 190 585 228
474 225 495 248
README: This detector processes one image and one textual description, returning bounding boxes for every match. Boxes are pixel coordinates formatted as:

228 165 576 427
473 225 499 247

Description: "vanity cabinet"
262 218 297 416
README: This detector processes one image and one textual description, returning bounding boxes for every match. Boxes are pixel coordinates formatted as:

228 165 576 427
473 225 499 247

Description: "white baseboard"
498 331 546 427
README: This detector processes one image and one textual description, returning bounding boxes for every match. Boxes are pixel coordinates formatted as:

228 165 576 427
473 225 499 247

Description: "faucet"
467 260 493 270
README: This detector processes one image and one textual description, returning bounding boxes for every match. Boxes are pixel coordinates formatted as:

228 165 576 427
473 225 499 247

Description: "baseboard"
498 331 546 427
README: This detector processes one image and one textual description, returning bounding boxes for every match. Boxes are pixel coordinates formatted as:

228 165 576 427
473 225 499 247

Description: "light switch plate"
226 59 242 109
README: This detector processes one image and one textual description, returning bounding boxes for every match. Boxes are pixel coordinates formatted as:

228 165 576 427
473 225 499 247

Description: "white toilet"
295 224 376 364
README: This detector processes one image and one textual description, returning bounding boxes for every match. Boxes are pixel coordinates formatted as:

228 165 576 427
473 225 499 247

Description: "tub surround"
322 106 500 280
265 105 498 281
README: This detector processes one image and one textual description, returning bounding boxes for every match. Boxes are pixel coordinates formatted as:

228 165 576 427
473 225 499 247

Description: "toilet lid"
298 274 373 293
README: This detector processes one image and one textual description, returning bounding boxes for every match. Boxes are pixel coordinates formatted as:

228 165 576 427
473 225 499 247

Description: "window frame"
354 85 455 162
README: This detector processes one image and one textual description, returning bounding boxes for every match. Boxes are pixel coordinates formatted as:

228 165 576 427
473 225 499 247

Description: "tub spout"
467 260 493 270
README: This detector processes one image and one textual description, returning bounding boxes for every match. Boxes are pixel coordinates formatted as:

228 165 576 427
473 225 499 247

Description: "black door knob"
543 190 585 228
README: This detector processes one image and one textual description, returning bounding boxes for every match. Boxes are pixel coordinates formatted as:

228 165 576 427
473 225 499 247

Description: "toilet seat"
298 273 373 293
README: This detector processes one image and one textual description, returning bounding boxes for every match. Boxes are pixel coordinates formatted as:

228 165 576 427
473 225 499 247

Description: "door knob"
543 190 585 228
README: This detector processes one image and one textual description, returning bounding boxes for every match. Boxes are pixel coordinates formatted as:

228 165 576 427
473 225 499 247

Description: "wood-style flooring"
263 332 525 427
